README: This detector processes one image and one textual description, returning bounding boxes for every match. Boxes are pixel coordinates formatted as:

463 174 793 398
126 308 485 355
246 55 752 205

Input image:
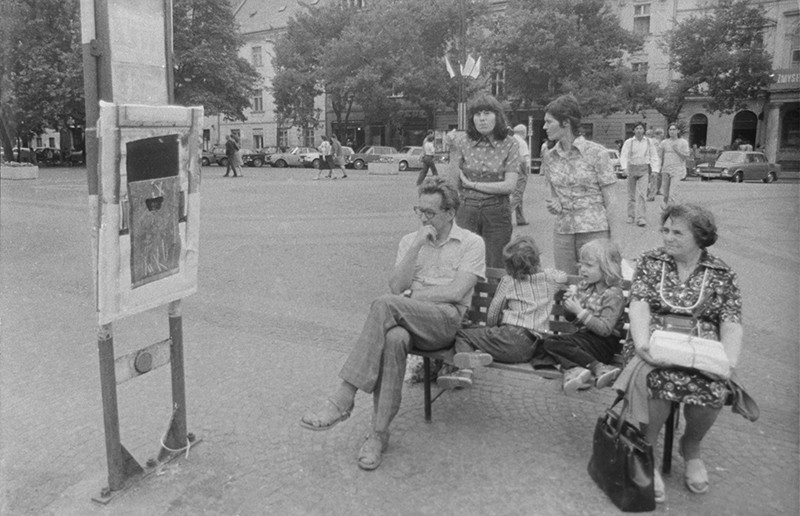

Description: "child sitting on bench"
534 238 626 395
438 236 567 389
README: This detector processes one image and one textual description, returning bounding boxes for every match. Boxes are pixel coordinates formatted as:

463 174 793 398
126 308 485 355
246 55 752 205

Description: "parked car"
9 147 34 162
300 146 354 168
378 146 448 172
268 146 317 168
686 146 721 177
347 145 398 170
34 147 64 165
240 148 267 167
696 151 780 183
202 145 227 166
608 149 628 177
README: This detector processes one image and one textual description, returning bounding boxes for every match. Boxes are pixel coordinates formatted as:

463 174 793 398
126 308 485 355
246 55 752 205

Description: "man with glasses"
300 177 485 470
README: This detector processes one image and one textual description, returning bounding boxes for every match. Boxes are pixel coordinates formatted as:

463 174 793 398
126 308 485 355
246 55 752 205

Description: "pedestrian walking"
331 135 347 179
223 135 241 177
620 122 659 227
658 124 690 207
509 124 530 226
315 136 333 180
416 132 438 185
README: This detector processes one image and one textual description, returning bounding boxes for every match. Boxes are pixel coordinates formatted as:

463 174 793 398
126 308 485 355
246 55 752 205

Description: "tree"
663 0 773 115
172 0 260 121
474 0 643 114
0 0 84 162
273 0 473 145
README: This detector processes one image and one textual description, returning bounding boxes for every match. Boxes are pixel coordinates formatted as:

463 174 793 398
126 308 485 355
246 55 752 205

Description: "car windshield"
399 147 412 153
716 151 745 163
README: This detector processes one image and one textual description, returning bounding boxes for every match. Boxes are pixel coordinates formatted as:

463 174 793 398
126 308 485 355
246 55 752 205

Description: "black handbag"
588 394 655 512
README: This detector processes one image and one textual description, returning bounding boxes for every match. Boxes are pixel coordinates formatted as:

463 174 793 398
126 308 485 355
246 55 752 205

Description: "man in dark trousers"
224 135 240 177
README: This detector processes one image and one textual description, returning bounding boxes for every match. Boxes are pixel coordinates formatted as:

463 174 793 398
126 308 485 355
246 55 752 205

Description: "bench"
409 268 681 474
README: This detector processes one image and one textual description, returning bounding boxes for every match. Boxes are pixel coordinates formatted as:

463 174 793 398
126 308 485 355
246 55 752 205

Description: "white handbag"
641 263 731 380
646 330 731 380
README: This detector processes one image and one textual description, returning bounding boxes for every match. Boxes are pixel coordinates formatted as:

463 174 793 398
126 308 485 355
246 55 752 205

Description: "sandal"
299 398 352 431
679 437 710 494
357 431 389 471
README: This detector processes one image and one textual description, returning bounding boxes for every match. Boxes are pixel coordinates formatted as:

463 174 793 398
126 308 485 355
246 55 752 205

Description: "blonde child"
438 236 567 389
537 238 626 395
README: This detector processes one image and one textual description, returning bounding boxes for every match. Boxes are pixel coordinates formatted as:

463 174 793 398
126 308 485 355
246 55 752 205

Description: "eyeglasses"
413 206 441 219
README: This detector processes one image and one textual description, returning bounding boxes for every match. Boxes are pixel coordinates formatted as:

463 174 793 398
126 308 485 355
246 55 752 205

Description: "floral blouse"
629 248 742 342
542 136 617 235
450 131 520 201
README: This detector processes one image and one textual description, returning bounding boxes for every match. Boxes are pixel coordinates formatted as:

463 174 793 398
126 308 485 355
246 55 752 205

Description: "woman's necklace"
659 261 708 312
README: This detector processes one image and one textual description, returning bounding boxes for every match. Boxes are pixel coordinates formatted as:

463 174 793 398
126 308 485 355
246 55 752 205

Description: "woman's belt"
461 195 509 206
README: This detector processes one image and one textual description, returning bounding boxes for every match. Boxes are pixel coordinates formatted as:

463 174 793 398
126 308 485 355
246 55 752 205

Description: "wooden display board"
95 102 202 324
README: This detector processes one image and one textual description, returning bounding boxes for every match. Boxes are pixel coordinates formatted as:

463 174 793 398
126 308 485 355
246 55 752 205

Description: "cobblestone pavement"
1 166 798 515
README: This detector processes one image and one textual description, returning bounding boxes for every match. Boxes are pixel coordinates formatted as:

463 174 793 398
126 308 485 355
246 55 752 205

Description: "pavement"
1 165 798 515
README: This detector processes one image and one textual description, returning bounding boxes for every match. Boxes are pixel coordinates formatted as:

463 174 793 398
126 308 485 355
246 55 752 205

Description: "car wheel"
399 161 408 171
219 157 228 167
312 158 320 169
252 158 264 167
353 159 365 170
201 157 210 166
731 171 743 183
700 176 708 182
274 159 287 168
763 172 776 183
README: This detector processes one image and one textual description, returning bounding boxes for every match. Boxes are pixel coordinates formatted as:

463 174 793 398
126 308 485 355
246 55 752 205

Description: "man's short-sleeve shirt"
395 223 486 312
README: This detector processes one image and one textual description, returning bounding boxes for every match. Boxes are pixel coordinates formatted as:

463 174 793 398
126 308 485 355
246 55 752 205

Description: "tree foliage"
173 0 260 121
664 0 773 114
0 0 84 161
273 0 471 138
474 0 642 114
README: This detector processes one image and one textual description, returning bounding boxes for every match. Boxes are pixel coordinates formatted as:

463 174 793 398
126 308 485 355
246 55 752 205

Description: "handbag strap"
609 359 648 435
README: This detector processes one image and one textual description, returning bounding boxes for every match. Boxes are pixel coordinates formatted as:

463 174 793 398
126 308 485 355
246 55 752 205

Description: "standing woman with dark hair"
541 94 620 274
451 93 520 268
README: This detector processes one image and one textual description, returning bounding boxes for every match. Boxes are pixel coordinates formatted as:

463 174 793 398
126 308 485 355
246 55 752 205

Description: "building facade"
218 0 798 168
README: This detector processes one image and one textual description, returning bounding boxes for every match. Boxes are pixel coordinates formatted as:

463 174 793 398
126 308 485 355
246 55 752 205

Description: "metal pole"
167 300 187 446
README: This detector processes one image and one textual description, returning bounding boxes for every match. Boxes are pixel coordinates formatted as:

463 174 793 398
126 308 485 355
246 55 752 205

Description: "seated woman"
437 236 567 389
613 204 743 503
534 239 626 395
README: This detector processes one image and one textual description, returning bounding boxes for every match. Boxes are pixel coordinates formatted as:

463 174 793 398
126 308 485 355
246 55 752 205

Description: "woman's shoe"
357 431 389 471
653 468 666 503
679 436 710 494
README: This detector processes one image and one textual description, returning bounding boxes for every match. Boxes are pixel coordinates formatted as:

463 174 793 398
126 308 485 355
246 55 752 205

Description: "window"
253 129 264 149
781 109 800 149
278 129 288 149
252 90 263 112
580 123 593 141
491 68 505 98
49 137 55 147
624 123 639 140
303 126 315 147
631 61 648 75
36 137 42 147
633 3 650 35
203 129 210 150
252 46 263 67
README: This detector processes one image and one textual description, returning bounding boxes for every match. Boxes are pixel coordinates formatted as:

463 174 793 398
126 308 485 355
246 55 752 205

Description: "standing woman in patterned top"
451 93 520 268
541 94 620 274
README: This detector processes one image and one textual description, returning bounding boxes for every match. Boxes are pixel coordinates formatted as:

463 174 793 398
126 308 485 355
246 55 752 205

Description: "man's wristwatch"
402 288 413 298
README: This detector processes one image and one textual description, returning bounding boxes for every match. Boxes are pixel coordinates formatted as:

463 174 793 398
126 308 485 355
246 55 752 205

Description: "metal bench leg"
423 356 432 422
662 403 678 474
